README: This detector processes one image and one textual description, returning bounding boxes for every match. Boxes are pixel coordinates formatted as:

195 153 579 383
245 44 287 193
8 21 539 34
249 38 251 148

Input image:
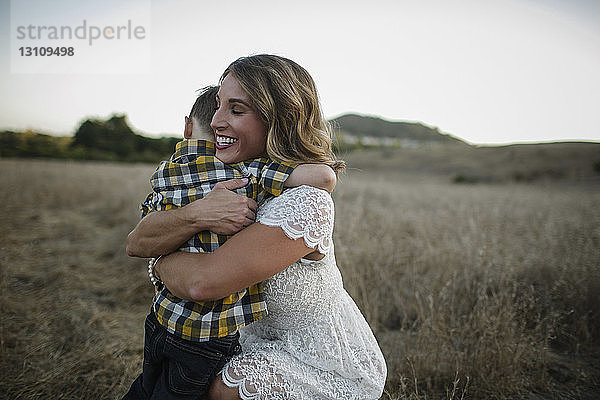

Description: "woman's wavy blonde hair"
221 54 345 173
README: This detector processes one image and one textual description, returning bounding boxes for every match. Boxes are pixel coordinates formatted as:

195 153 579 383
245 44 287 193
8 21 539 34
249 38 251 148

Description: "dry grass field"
1 154 599 399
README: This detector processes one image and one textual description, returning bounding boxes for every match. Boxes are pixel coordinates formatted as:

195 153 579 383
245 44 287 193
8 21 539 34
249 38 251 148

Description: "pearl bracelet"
147 256 163 287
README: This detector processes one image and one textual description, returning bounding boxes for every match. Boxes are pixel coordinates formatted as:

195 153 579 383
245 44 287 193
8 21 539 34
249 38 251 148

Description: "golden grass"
1 158 599 399
335 171 600 399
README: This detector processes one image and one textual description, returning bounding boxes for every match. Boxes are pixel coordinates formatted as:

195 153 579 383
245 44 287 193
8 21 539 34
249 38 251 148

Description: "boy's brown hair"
185 85 219 138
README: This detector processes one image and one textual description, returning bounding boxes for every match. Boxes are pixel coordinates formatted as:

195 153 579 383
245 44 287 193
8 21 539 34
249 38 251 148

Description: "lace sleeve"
257 185 334 254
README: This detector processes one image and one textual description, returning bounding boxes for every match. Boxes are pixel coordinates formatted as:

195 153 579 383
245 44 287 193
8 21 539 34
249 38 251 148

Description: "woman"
127 55 387 399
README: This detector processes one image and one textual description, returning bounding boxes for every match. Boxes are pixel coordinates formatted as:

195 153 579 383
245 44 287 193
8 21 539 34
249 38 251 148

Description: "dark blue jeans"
122 311 241 400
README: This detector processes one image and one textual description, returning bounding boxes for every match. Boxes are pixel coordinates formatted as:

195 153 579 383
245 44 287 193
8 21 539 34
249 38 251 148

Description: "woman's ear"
184 116 193 139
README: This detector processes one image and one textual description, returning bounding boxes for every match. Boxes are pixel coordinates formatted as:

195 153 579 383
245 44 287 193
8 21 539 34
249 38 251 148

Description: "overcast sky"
1 0 599 144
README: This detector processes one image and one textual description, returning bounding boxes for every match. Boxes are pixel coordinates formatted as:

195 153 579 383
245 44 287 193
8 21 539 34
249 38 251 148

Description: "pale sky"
1 0 599 144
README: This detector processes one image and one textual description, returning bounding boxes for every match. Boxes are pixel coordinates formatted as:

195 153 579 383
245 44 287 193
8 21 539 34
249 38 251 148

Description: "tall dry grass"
1 158 599 399
334 171 600 399
1 159 153 399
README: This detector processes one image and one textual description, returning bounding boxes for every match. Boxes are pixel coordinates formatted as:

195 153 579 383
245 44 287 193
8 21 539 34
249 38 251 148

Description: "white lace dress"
220 186 387 399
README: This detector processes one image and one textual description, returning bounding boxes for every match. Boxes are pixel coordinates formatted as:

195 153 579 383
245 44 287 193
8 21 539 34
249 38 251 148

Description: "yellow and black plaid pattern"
142 139 295 341
153 284 265 340
141 140 295 252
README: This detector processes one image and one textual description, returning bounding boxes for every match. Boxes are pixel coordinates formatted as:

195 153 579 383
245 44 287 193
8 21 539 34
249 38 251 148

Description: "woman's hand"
126 178 257 258
184 179 258 235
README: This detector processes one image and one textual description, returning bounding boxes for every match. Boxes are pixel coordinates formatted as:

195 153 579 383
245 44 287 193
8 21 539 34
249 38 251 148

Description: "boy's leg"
122 312 166 400
149 332 241 400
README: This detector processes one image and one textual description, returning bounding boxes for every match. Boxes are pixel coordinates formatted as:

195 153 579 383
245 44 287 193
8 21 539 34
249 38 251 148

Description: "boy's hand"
183 178 258 235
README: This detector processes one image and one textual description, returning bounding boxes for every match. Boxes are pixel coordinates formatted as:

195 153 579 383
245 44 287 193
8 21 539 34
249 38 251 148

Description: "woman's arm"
284 164 337 193
126 178 258 258
155 221 318 301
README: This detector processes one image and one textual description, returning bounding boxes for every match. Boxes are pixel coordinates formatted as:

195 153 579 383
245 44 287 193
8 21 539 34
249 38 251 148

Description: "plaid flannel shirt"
141 139 295 341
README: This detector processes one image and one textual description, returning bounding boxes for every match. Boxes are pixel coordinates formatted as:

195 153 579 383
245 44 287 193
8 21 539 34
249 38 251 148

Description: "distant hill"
343 141 600 183
330 113 466 147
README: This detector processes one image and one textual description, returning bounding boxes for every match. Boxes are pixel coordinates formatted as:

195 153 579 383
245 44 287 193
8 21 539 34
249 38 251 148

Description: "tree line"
0 115 180 163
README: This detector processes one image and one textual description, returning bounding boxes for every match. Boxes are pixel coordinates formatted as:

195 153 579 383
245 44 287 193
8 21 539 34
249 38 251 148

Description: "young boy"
123 86 336 399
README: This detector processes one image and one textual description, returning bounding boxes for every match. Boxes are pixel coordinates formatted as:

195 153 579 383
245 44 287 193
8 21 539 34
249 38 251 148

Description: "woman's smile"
215 134 238 150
